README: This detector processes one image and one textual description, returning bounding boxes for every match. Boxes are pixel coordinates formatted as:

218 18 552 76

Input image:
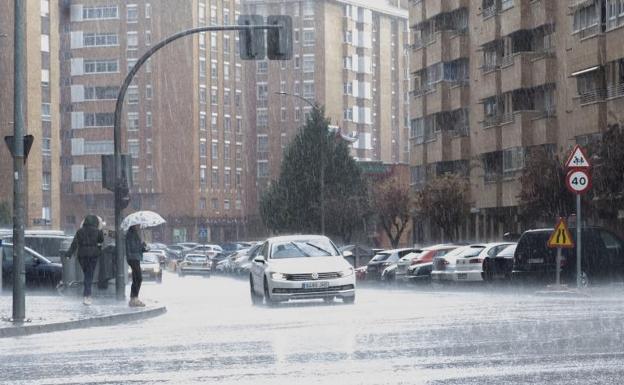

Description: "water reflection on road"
2 273 624 384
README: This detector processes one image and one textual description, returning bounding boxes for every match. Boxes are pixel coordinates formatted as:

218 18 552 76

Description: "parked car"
249 235 355 305
431 245 483 283
367 248 417 281
177 253 212 277
402 244 459 282
453 242 514 282
147 249 167 266
1 242 62 289
184 244 222 258
165 244 191 261
2 231 73 263
483 244 517 282
512 227 624 286
177 242 200 249
232 245 262 275
127 252 162 283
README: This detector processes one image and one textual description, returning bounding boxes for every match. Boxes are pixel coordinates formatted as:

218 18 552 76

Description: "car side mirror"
253 255 266 264
342 251 353 258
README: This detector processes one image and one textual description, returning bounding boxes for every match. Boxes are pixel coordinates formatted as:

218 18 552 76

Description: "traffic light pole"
12 0 26 322
113 24 279 300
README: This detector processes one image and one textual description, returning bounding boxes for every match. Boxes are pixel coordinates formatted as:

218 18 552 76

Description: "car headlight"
271 272 286 281
339 267 354 277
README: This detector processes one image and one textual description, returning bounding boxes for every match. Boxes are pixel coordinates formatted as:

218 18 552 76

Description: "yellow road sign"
547 218 574 249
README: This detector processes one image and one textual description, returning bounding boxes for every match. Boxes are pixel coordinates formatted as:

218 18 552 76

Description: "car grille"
284 272 341 281
273 284 354 294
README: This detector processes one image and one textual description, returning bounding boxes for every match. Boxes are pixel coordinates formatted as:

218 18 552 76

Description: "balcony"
569 97 607 137
479 68 499 100
479 9 498 43
425 81 469 114
501 110 541 148
501 178 521 206
450 133 471 161
409 1 424 27
568 31 605 74
606 25 624 62
424 31 469 67
410 44 425 73
528 113 557 147
529 0 555 30
499 1 531 36
530 54 557 87
423 130 452 163
500 53 534 93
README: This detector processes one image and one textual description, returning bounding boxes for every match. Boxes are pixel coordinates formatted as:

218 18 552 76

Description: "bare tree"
415 174 470 242
372 178 412 248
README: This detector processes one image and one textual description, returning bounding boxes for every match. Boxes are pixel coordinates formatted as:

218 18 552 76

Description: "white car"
453 242 514 282
249 235 356 305
431 245 484 283
178 253 212 277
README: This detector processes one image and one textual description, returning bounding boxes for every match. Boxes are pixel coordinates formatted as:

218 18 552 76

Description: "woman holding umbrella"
126 224 147 307
122 210 165 307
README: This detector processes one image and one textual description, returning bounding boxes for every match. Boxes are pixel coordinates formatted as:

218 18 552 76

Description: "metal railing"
483 4 498 18
579 88 607 105
607 83 624 99
482 115 501 128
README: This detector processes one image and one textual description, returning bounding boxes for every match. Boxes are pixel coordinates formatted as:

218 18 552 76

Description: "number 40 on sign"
566 169 592 195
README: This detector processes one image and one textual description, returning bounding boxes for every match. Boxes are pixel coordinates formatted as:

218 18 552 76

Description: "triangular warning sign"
547 218 575 249
565 145 591 169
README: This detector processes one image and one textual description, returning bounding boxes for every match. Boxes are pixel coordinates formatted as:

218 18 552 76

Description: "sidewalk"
0 293 166 338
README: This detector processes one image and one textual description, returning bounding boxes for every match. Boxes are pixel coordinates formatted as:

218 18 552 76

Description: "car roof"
422 244 458 251
2 242 50 262
266 234 330 243
376 248 416 254
185 253 208 257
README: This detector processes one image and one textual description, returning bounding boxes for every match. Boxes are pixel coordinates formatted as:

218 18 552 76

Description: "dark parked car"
366 248 417 281
512 227 624 286
2 242 63 289
483 244 516 282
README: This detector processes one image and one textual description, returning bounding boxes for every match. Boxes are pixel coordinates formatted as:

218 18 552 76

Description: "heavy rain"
1 0 624 384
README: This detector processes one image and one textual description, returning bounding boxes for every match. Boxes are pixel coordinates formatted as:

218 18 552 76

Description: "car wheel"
482 260 493 283
250 276 262 305
343 295 355 304
580 270 590 288
263 277 276 306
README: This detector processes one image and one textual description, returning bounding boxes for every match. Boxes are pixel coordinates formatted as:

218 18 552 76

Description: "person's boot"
83 296 92 306
134 298 146 307
128 297 137 307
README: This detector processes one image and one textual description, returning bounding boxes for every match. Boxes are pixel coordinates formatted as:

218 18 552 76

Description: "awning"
568 0 596 13
571 66 600 77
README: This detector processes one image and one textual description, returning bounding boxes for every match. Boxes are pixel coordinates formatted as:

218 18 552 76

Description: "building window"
257 61 268 74
41 103 51 121
84 140 114 155
83 32 118 47
145 3 151 18
200 140 207 157
211 168 220 188
211 87 218 105
200 166 207 185
85 112 114 127
200 112 207 130
85 86 119 100
128 139 139 158
127 31 138 47
127 4 139 22
224 199 230 210
503 147 525 175
257 160 269 178
84 167 102 182
572 3 600 34
302 55 315 72
303 30 315 45
42 172 51 191
146 112 152 127
127 86 139 104
211 61 218 79
84 59 118 74
145 85 152 100
127 112 139 130
82 6 118 20
257 135 269 153
211 198 219 209
211 142 218 160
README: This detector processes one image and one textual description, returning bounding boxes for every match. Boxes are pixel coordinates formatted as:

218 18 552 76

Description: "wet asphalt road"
2 273 624 385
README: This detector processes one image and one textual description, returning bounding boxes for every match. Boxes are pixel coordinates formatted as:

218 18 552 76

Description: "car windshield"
402 251 423 261
270 238 338 259
460 247 485 258
142 254 159 263
371 253 391 262
497 244 517 257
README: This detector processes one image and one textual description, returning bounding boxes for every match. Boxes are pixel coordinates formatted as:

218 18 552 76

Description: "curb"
0 305 167 338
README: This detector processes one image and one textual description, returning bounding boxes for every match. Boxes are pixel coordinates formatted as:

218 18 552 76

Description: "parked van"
512 227 624 286
1 230 72 263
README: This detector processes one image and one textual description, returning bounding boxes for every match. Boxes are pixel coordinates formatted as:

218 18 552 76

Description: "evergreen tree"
260 107 368 241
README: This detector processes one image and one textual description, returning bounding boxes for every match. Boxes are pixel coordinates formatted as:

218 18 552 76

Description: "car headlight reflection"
339 268 354 277
271 272 286 281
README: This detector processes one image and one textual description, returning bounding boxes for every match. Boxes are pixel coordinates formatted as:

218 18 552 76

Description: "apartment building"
409 0 624 243
241 0 410 226
60 0 249 243
0 0 61 228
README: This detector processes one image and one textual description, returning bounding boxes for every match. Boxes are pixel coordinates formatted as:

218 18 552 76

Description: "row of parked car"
356 226 624 287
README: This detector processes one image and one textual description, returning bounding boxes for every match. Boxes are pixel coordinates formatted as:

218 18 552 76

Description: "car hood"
267 256 351 274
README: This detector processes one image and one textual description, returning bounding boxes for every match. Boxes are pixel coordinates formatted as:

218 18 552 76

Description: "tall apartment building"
0 0 61 228
409 0 624 243
60 0 249 243
241 0 410 226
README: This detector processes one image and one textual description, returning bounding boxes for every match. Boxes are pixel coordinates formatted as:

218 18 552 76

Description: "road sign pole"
556 247 561 286
576 194 582 288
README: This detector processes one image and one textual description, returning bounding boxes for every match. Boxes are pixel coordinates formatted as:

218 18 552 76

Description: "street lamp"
275 92 358 235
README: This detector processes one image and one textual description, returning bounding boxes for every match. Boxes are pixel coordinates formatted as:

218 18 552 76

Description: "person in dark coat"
126 224 147 307
65 214 104 305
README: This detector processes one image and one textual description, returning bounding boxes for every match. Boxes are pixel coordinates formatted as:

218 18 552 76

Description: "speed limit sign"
566 169 592 194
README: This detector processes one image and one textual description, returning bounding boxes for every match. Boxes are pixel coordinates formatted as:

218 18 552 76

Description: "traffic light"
115 178 131 210
238 15 265 60
267 16 293 60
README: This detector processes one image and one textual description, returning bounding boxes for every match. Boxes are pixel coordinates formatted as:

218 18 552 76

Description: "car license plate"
457 273 467 280
528 258 544 264
302 281 329 289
